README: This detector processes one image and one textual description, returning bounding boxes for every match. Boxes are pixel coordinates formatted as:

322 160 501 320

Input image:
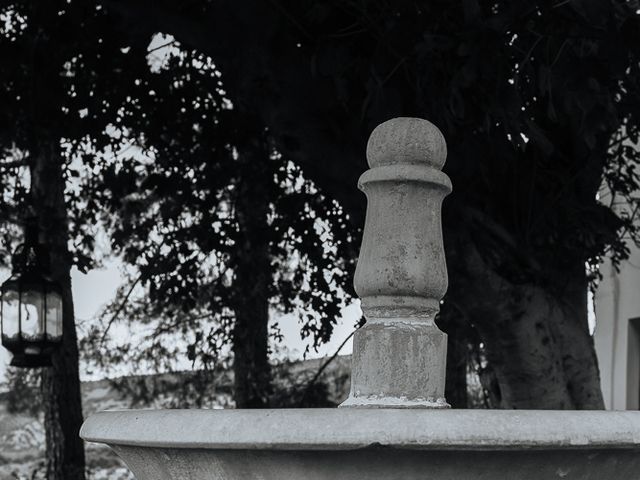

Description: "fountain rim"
81 408 640 451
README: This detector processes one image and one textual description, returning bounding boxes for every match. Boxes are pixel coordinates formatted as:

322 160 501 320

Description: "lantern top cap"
366 117 447 170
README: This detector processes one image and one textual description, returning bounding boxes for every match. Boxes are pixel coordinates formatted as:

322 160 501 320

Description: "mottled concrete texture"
366 117 447 169
81 409 640 480
344 117 451 408
109 447 640 480
341 319 448 408
354 118 451 318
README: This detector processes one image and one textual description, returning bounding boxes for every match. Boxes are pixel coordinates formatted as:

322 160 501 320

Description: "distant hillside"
0 355 351 480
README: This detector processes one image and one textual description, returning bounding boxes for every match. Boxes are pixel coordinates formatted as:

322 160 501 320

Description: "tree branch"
99 274 142 345
299 325 359 406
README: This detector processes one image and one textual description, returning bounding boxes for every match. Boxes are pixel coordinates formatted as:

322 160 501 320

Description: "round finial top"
366 117 447 170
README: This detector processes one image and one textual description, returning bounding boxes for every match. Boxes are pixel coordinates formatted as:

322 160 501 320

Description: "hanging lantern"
1 218 63 367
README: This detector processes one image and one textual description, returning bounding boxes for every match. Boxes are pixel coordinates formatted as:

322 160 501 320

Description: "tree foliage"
0 1 359 409
71 38 358 388
2 367 42 417
93 0 640 408
1 0 640 414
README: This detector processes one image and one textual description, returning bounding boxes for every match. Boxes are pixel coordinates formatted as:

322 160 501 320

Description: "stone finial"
340 117 452 409
366 117 447 169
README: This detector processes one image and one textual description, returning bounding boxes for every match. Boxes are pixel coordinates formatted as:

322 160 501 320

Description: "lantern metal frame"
0 218 63 367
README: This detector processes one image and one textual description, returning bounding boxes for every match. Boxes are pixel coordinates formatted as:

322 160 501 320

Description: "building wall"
594 247 640 410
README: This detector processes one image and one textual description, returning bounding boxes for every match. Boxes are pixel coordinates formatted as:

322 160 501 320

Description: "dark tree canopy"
0 1 360 410
0 1 639 451
96 0 640 408
70 39 359 384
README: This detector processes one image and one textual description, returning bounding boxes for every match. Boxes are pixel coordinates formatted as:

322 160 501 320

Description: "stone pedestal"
342 318 448 408
342 118 451 408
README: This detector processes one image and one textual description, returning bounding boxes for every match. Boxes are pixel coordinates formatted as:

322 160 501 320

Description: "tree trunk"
448 226 604 410
551 263 604 409
30 139 86 479
474 284 574 409
230 133 272 408
478 281 602 409
438 313 468 408
444 326 468 409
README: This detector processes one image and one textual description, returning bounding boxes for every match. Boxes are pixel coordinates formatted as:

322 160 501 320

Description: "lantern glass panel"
45 291 63 340
20 289 44 340
1 288 20 340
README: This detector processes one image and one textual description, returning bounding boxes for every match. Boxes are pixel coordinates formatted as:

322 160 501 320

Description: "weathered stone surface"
353 165 451 318
366 117 447 169
81 409 640 450
341 319 448 408
344 117 451 408
81 409 640 480
108 446 640 480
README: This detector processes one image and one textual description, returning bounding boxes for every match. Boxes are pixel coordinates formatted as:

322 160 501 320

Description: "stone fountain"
81 118 640 479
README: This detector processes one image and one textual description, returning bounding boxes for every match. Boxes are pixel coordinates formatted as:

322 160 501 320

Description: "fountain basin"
81 409 640 479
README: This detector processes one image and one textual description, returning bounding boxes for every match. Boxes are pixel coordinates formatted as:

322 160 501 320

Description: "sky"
0 255 360 383
0 258 358 384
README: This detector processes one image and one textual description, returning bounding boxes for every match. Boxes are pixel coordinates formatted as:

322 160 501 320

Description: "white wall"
594 248 640 410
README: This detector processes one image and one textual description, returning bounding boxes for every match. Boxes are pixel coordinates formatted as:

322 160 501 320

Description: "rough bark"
21 4 87 475
447 224 604 410
444 324 468 409
230 134 273 408
438 309 468 408
475 285 574 409
30 139 86 479
552 264 604 409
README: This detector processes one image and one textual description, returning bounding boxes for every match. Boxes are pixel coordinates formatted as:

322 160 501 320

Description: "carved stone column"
340 117 452 408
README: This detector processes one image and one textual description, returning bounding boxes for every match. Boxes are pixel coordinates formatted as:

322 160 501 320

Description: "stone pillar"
341 117 452 408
